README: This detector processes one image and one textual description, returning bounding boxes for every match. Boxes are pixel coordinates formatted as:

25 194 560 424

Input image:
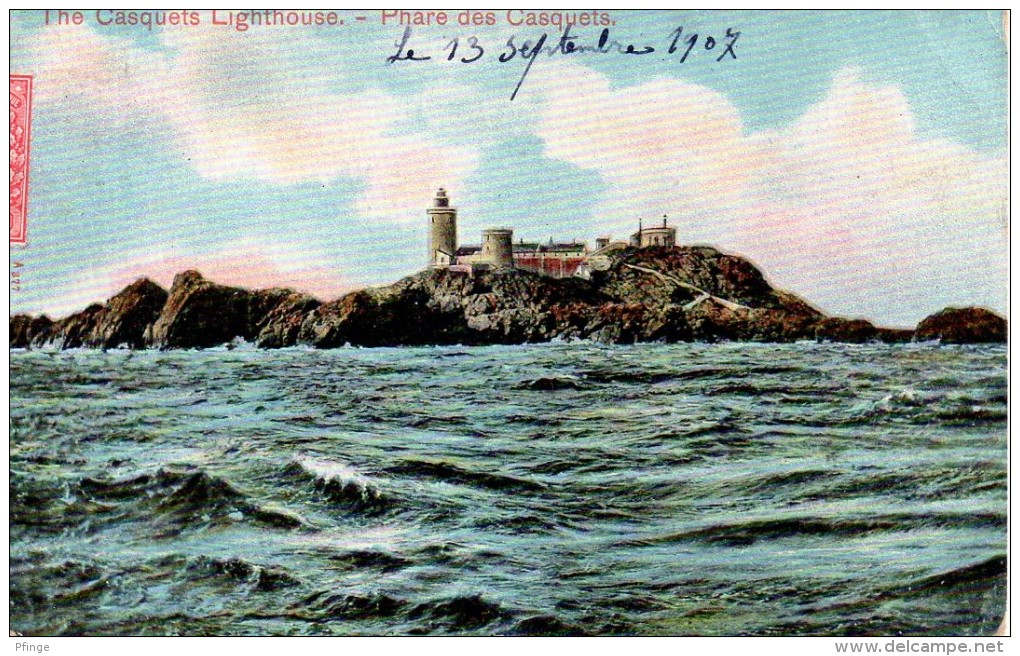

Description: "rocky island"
8 245 1007 350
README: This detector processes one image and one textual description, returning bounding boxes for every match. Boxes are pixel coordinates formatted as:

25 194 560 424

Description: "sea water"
9 342 1007 636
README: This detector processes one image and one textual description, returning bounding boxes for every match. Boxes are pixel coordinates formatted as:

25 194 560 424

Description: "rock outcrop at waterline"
812 318 914 344
9 314 54 349
146 271 320 349
914 307 1008 344
9 247 1007 349
10 278 168 349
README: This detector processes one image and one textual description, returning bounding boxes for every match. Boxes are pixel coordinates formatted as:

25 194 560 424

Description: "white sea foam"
293 456 384 503
296 457 367 485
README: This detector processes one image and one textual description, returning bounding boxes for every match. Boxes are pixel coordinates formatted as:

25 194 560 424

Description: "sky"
9 10 1009 327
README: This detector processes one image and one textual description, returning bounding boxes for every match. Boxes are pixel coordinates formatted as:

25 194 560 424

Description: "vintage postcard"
8 9 1009 642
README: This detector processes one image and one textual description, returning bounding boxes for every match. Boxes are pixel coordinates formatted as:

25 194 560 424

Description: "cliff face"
9 247 1007 349
92 278 168 349
147 271 321 349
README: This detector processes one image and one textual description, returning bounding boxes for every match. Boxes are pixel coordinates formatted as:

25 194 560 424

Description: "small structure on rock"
630 216 677 248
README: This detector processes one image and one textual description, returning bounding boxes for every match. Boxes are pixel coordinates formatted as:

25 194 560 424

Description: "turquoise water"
9 342 1007 635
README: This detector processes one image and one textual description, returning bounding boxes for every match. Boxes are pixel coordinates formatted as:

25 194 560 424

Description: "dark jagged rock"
13 280 167 350
680 297 819 343
299 279 476 348
256 294 322 349
814 317 914 344
54 303 105 349
88 278 168 349
10 314 53 348
815 318 878 343
594 248 823 342
147 271 250 348
298 266 599 347
874 328 914 344
596 246 777 308
148 271 318 349
915 307 1007 344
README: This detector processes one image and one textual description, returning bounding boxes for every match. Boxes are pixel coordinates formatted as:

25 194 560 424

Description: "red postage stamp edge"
10 74 33 245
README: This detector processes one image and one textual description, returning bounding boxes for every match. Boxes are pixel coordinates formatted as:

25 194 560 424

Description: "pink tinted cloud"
28 248 354 320
109 249 352 303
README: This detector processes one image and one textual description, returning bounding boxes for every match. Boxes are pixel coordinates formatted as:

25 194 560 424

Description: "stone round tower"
481 228 514 269
427 188 457 267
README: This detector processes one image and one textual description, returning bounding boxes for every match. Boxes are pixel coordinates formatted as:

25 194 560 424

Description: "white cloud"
530 62 754 231
529 62 1007 326
32 21 478 225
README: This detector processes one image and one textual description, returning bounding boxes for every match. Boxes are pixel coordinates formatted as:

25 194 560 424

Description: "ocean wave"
717 468 841 496
512 376 585 391
298 591 407 620
11 472 121 536
510 614 588 636
471 511 561 534
505 413 563 427
625 517 904 547
933 406 1008 425
77 468 306 535
284 457 390 513
891 555 1007 598
526 457 582 475
407 593 510 632
681 420 747 439
809 465 1007 502
867 389 1008 426
580 368 686 384
582 364 804 386
792 555 1007 636
626 511 1007 548
385 458 547 493
878 389 929 408
10 559 107 609
706 383 847 398
326 549 410 572
184 555 301 592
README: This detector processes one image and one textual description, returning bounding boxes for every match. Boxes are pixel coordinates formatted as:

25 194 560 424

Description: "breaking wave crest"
285 457 390 512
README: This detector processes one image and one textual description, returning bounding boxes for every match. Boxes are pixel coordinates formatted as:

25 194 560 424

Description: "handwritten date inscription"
387 26 740 100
